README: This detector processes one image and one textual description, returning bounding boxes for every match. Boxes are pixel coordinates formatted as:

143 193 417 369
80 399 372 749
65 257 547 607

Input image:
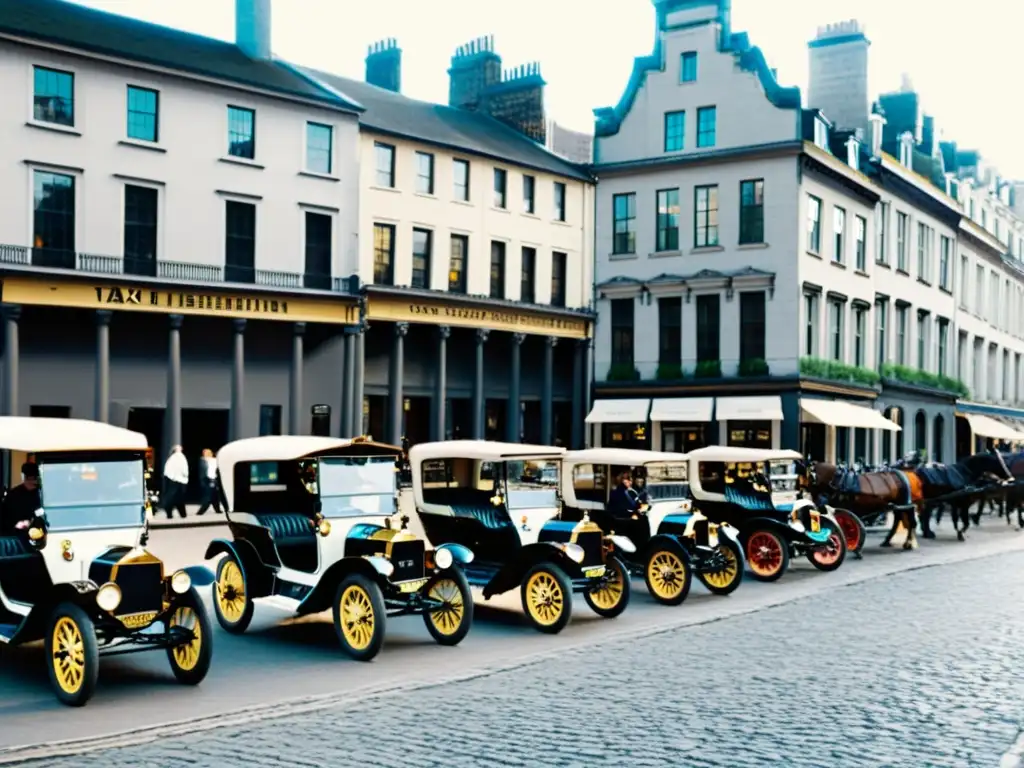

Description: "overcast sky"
70 0 1024 177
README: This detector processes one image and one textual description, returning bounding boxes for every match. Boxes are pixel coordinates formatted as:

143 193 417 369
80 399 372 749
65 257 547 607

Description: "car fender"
735 517 802 544
643 533 693 563
180 564 215 588
481 543 583 600
295 557 385 617
19 581 104 643
605 534 636 555
204 538 270 598
435 542 474 565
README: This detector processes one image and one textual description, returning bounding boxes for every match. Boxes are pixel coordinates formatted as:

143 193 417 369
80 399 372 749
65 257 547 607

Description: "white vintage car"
0 417 213 706
205 435 473 661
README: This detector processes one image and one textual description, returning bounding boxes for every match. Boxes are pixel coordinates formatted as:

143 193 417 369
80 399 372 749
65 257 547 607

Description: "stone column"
166 314 183 452
472 329 489 439
507 333 525 443
388 322 408 446
353 323 367 435
571 339 583 448
229 319 246 441
582 336 593 447
340 331 354 437
541 337 557 445
433 326 450 441
94 310 112 423
289 322 305 434
2 304 20 417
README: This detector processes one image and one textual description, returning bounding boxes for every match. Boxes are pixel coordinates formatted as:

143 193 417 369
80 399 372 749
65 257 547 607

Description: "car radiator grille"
574 531 604 568
389 539 425 583
114 563 164 616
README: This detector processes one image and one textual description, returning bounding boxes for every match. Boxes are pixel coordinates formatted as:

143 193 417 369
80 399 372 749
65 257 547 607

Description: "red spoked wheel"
745 530 789 582
832 509 866 555
807 519 847 572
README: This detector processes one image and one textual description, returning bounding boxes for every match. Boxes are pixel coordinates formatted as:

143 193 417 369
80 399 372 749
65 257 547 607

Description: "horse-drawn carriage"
684 447 847 581
559 448 744 603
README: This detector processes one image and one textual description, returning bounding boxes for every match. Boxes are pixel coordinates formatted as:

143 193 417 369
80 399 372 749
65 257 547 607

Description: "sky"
70 0 1024 177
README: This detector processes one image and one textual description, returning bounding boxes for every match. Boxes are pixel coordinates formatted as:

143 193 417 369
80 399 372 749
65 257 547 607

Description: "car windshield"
318 456 397 518
39 459 145 531
505 460 559 509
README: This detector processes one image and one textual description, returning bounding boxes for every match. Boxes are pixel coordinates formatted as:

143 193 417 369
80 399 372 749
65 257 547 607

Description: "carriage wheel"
807 520 847 572
745 531 789 582
833 509 866 554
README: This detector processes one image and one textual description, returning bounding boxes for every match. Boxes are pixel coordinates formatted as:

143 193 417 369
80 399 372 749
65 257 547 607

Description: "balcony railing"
0 244 355 293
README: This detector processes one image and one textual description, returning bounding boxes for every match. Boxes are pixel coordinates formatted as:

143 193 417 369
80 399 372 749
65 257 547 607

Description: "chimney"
448 35 501 112
366 38 401 93
483 62 547 144
868 101 885 159
807 19 870 140
236 0 271 60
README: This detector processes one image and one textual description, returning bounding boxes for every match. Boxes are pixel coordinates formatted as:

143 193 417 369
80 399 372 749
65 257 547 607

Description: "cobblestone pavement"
22 551 1024 768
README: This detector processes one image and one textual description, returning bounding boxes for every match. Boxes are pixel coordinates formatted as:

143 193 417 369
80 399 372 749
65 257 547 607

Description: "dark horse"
799 453 1007 549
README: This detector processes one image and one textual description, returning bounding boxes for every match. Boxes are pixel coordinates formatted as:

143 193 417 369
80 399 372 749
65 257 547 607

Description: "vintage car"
685 446 847 582
0 417 213 707
205 436 473 661
560 448 745 603
409 441 631 634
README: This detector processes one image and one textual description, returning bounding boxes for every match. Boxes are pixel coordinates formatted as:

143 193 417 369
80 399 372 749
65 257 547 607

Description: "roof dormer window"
846 137 859 171
898 132 913 168
813 117 829 151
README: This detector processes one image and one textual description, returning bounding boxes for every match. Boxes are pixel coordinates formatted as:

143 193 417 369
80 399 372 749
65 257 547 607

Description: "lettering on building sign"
406 303 584 333
95 286 290 316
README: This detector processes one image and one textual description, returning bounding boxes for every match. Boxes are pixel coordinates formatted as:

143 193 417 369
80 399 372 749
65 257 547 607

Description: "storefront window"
726 421 771 449
602 424 647 451
660 425 707 453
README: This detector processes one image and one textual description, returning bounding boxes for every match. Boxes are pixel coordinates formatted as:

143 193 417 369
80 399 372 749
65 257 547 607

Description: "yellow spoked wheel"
46 603 98 707
213 555 253 634
166 589 213 685
584 556 631 618
644 545 693 606
422 568 474 646
333 574 386 661
520 563 573 634
698 539 744 596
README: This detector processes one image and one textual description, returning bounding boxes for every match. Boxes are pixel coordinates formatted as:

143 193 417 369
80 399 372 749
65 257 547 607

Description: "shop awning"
961 413 1024 441
585 398 651 424
650 397 714 423
800 399 901 431
715 395 784 422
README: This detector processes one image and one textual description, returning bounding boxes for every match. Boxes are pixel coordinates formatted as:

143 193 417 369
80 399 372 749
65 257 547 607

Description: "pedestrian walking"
162 444 189 519
197 448 222 515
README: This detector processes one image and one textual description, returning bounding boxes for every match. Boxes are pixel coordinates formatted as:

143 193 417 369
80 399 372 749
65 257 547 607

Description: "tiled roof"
299 67 591 181
0 0 359 111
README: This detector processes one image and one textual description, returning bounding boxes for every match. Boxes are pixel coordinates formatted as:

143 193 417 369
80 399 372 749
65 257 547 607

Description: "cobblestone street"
23 551 1024 767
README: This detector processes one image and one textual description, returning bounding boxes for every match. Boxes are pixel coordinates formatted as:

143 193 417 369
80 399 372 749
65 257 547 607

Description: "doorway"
182 408 228 502
404 396 430 446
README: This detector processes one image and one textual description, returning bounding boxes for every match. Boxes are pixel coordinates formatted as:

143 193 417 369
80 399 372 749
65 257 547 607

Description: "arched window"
915 410 927 458
933 414 945 463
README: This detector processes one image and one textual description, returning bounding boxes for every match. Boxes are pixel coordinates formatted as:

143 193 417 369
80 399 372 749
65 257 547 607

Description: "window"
939 236 951 291
493 168 507 208
658 297 682 366
227 106 255 159
123 185 158 276
664 111 685 152
656 188 680 251
895 305 908 365
612 193 636 254
551 252 567 308
807 196 821 253
225 200 256 283
975 265 985 314
916 223 930 281
32 171 75 268
739 179 764 244
554 182 566 221
448 234 468 293
520 247 536 303
373 223 395 285
306 122 333 174
855 216 866 271
896 212 908 271
739 292 766 363
126 86 158 142
303 212 332 290
259 405 282 436
696 106 716 148
680 51 698 82
523 175 535 213
813 118 828 149
990 272 999 325
374 142 395 187
696 294 720 362
33 66 74 126
937 318 949 376
828 299 844 361
453 159 470 201
415 152 434 195
804 292 819 356
411 228 432 289
833 207 846 263
916 311 928 370
694 185 719 247
853 305 866 367
489 241 506 298
611 299 635 366
876 202 888 264
959 254 970 307
982 208 988 230
875 298 888 369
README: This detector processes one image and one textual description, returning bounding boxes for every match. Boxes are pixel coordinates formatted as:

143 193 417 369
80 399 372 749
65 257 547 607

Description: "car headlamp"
434 547 454 570
96 582 122 612
170 570 192 595
559 542 585 563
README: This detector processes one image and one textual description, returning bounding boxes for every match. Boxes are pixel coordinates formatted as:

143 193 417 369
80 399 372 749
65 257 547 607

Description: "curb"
147 519 226 530
1 542 1021 765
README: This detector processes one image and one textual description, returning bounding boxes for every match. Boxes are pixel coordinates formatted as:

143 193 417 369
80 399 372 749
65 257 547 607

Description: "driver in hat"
1 462 42 536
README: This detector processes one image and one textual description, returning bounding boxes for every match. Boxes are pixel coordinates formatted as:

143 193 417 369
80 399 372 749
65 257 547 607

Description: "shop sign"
368 295 588 338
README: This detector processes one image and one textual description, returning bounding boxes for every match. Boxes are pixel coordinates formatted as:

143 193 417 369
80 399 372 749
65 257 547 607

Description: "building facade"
589 0 1024 462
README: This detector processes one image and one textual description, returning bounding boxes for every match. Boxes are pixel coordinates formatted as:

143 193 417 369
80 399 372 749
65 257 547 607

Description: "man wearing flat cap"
1 462 42 536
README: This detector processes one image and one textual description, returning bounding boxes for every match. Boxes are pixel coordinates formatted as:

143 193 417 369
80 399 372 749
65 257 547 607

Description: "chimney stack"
807 19 870 142
236 0 272 60
366 38 402 93
448 35 501 112
868 101 885 159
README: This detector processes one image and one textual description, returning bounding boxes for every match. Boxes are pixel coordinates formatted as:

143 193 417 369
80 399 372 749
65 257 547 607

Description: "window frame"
680 51 698 83
448 234 468 293
415 151 435 195
807 195 822 253
664 110 685 152
453 159 470 201
227 105 256 160
522 175 536 214
696 106 716 148
126 85 159 143
739 179 764 245
612 192 636 255
694 185 719 248
551 252 567 308
520 247 537 304
656 188 680 252
373 222 396 285
553 182 566 222
489 240 506 298
305 121 333 175
493 168 508 209
374 142 396 188
33 65 75 127
411 227 433 290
